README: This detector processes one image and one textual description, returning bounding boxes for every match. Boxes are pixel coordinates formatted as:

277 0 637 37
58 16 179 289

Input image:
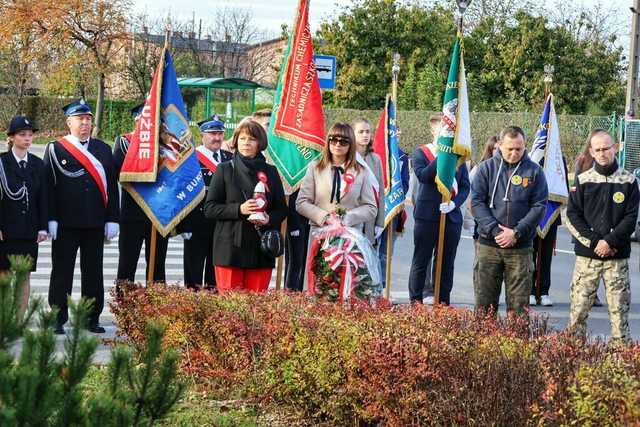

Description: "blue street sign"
314 54 337 90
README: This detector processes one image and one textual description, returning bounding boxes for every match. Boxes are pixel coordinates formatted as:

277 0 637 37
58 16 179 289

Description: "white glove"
180 232 192 240
48 221 58 240
439 201 456 214
104 222 119 240
289 229 300 237
375 226 385 238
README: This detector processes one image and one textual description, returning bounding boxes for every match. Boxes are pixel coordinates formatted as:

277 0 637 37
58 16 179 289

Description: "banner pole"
274 196 289 290
535 237 543 304
384 225 393 299
383 52 401 300
147 225 157 285
433 210 446 305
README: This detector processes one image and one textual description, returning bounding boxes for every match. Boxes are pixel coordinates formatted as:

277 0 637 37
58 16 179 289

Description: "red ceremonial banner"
272 0 325 152
120 57 163 182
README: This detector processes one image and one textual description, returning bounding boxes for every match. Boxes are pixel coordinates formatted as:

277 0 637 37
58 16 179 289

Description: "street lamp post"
544 64 554 98
455 0 472 32
627 2 640 118
392 52 400 104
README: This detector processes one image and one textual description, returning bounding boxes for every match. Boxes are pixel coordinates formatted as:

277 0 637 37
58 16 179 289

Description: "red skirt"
214 266 272 293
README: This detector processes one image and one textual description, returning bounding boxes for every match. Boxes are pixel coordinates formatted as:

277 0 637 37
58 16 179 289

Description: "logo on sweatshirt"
613 191 625 204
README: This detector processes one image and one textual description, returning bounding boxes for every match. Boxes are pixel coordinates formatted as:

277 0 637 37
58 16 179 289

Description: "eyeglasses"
591 144 616 154
328 136 351 147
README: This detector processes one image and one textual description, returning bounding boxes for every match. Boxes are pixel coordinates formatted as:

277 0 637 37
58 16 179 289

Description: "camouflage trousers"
567 256 631 342
473 243 534 316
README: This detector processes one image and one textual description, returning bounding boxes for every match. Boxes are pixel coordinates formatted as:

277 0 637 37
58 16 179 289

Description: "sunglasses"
328 135 351 147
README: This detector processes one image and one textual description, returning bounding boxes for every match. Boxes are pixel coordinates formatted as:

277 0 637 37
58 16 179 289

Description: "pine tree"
0 255 185 426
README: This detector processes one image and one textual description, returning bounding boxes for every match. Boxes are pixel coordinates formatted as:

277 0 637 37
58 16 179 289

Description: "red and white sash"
420 143 458 197
196 146 218 173
58 137 108 206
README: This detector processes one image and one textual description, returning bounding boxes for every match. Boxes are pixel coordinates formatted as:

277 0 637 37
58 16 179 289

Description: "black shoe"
88 324 106 334
54 324 65 335
593 296 603 307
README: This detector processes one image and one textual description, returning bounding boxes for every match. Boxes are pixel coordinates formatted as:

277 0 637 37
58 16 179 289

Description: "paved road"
9 141 640 359
24 207 640 364
388 207 640 340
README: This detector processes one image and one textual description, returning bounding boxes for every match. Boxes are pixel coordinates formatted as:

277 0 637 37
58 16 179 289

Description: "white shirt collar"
11 147 28 164
65 134 90 150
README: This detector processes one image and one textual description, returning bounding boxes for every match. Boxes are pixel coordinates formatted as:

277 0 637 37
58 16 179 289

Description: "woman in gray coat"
352 118 385 243
296 123 378 288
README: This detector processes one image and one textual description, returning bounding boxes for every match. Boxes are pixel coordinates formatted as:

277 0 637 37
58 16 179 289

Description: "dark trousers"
474 243 533 316
531 223 558 296
284 224 310 292
117 221 169 283
49 227 104 325
183 230 214 289
408 219 462 304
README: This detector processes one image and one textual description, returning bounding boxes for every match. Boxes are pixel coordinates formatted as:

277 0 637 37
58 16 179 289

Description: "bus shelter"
177 77 263 134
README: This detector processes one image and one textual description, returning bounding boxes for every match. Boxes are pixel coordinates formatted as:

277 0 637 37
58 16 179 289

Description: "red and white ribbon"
322 237 365 300
420 143 458 197
196 146 217 172
58 137 108 206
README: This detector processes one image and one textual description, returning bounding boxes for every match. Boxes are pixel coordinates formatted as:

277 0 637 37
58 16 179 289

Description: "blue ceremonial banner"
530 93 568 238
373 95 406 226
121 48 205 237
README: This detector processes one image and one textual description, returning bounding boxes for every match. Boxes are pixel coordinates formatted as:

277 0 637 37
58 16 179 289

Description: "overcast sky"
133 0 632 45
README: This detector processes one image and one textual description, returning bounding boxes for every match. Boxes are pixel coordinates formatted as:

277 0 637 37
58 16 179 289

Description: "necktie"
213 151 219 162
19 160 26 170
330 166 345 204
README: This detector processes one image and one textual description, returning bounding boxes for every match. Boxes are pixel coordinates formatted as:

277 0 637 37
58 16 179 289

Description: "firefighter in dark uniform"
113 104 169 285
44 99 119 334
0 116 48 317
183 115 232 290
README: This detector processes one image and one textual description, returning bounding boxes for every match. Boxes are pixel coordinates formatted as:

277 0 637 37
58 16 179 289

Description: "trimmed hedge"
112 286 640 426
0 95 617 170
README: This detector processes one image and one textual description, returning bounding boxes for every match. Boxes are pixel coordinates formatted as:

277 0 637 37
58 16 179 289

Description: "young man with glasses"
565 129 639 345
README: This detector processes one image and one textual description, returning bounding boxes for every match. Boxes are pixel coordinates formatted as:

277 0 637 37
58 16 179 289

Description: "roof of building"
177 77 263 90
136 33 248 53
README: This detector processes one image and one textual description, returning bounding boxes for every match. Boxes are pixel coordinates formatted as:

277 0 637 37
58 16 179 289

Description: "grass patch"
82 366 261 427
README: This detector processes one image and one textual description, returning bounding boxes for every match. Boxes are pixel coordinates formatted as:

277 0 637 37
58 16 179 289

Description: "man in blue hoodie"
471 126 548 315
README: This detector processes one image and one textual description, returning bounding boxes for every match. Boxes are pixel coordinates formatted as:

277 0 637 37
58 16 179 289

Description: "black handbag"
255 227 284 258
237 175 283 258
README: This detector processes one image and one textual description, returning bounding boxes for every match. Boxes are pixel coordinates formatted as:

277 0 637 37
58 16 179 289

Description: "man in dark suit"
284 189 309 291
408 138 470 305
113 104 169 286
183 115 232 290
44 99 119 334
